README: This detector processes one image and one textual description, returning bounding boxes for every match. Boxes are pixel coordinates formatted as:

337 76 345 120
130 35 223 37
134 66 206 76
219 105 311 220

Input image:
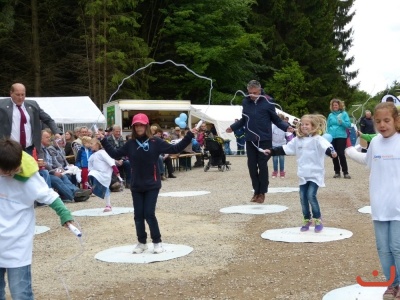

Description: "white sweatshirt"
0 172 59 268
346 133 400 221
283 135 332 187
88 149 115 188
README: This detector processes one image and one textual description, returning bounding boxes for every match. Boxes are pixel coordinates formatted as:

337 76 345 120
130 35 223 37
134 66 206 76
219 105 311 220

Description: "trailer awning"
117 100 191 111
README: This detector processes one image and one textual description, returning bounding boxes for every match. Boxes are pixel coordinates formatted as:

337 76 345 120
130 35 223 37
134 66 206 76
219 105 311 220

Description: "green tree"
265 60 308 117
79 0 151 106
334 0 357 84
250 0 356 115
143 0 265 104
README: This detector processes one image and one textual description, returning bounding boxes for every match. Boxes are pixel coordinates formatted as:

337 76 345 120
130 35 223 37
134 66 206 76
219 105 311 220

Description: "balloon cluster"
322 133 333 143
175 113 188 128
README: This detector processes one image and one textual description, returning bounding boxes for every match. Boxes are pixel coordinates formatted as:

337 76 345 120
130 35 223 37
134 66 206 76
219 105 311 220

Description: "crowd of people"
1 81 400 300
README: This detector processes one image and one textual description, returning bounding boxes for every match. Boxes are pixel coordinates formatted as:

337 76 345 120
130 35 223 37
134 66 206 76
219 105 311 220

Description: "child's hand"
63 221 74 228
95 132 104 140
264 149 271 155
332 152 338 158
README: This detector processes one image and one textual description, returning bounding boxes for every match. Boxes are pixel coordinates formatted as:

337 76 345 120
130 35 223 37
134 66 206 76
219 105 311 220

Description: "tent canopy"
0 96 106 132
190 105 298 153
26 96 105 124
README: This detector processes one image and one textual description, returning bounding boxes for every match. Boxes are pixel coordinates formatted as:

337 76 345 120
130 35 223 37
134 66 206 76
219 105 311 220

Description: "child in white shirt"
266 114 337 232
0 139 74 299
346 102 400 299
88 138 119 212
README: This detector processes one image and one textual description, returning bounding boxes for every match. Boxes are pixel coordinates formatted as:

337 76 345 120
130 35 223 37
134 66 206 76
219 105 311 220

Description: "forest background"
0 0 398 119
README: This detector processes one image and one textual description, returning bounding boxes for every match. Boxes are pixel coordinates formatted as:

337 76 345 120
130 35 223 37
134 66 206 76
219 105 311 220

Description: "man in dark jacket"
226 80 293 204
106 125 132 188
360 110 375 134
359 110 375 152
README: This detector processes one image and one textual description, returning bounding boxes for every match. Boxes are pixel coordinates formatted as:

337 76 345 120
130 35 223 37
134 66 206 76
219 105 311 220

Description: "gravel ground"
28 155 381 300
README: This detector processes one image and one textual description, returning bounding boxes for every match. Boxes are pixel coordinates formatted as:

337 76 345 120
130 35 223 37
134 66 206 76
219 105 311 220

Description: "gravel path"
30 155 379 300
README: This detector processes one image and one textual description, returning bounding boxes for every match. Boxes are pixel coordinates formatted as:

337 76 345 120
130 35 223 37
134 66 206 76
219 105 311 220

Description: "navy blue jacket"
230 95 289 142
101 131 194 192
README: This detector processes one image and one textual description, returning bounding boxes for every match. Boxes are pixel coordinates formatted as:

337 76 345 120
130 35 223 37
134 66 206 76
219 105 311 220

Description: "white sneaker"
132 243 148 254
153 243 164 254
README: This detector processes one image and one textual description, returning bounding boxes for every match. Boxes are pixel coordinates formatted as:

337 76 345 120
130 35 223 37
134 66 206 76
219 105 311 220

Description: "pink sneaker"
103 206 112 212
272 171 278 178
280 171 285 178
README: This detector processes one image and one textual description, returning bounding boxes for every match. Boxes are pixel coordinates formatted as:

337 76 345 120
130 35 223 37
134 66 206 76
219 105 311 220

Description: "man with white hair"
106 125 132 188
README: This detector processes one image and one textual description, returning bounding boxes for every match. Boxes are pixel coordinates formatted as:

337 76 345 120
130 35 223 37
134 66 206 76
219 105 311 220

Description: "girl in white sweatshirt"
266 114 337 233
88 138 120 212
346 102 400 299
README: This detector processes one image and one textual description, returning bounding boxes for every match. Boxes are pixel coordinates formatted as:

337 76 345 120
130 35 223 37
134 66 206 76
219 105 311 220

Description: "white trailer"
103 99 192 136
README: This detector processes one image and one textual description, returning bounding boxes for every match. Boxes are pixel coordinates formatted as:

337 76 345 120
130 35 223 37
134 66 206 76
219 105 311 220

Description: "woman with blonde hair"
327 99 352 179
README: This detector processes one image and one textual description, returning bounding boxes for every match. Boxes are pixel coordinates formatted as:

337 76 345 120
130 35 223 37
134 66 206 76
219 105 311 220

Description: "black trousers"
331 138 348 174
164 156 174 175
246 140 272 194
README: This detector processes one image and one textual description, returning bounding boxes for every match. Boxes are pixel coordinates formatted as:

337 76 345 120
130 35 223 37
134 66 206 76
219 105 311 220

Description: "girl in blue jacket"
99 113 196 254
75 136 93 189
327 99 352 179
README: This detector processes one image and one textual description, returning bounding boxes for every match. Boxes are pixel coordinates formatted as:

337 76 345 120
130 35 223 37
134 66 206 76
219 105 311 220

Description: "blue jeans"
38 169 51 188
299 181 321 219
131 189 161 244
373 220 400 286
50 174 78 200
272 155 285 172
118 160 132 184
0 265 34 300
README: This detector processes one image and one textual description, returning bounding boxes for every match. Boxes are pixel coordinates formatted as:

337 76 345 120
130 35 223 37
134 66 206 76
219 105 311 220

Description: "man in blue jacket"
226 80 293 203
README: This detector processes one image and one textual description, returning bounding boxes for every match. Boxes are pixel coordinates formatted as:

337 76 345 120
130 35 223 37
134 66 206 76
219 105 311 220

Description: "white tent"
1 96 105 132
27 96 105 123
17 96 106 132
190 105 298 153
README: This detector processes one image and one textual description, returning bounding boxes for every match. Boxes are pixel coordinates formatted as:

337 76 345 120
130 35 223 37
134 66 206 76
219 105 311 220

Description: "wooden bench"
178 153 203 171
65 155 75 164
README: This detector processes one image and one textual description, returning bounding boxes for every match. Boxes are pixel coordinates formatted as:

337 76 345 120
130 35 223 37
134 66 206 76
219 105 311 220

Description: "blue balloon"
178 121 187 128
322 133 333 143
175 117 181 126
179 113 188 122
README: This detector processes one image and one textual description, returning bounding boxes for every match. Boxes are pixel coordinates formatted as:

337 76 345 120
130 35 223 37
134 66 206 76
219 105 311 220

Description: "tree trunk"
31 0 41 95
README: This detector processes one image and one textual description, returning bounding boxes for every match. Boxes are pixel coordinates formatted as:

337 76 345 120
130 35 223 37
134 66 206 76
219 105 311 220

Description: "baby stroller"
203 137 231 172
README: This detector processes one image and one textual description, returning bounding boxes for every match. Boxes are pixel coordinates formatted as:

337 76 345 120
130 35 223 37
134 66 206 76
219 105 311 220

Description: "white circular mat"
252 187 299 193
358 206 371 214
261 227 353 243
220 205 288 215
35 225 50 235
323 284 386 300
72 207 134 217
159 191 210 197
95 243 193 264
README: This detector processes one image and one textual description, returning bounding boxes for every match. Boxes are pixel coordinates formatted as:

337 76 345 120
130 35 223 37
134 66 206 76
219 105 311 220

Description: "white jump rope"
50 138 84 299
55 60 213 298
229 91 288 153
55 221 84 300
